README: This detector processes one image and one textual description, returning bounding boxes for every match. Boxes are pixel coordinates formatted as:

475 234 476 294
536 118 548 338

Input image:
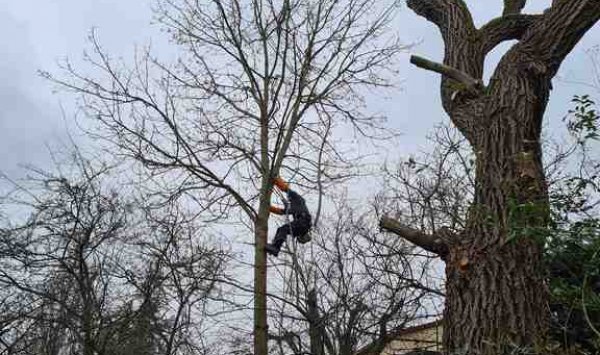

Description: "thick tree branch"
480 14 541 54
503 0 527 15
410 55 484 96
406 0 476 43
505 0 600 77
407 0 484 124
379 216 449 257
406 0 447 30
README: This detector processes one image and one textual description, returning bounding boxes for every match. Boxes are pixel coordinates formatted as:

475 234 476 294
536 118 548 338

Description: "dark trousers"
271 217 311 250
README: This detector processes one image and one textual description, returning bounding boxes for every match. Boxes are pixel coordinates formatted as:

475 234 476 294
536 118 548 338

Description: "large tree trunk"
383 1 600 353
443 33 554 351
444 90 549 352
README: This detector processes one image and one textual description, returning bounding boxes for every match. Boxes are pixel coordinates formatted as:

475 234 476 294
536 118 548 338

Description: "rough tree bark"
382 1 600 353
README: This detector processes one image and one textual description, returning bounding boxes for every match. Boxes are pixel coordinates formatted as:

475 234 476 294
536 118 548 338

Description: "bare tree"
44 1 402 353
265 200 442 355
0 153 227 355
380 126 474 237
378 1 600 353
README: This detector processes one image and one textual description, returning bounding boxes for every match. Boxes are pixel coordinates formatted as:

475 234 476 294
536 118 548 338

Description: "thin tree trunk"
254 215 269 355
255 63 272 355
307 289 325 355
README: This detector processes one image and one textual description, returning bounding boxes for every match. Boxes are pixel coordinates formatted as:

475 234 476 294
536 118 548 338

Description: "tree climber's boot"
265 243 280 257
266 226 287 257
273 177 289 192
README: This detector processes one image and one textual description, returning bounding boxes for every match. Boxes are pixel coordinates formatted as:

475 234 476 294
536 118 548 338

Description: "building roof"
355 320 443 355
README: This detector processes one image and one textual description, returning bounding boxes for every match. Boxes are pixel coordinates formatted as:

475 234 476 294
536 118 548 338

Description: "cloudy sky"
1 0 599 178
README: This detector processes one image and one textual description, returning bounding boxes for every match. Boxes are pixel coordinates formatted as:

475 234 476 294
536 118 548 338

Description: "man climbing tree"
266 177 312 257
380 1 600 354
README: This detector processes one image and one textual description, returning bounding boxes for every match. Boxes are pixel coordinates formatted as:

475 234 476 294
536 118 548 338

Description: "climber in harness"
265 177 312 257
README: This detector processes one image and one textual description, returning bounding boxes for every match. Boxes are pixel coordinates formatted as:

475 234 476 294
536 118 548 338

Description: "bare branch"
410 55 484 96
379 216 449 257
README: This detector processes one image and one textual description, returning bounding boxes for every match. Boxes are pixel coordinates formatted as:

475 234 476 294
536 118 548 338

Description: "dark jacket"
285 189 311 222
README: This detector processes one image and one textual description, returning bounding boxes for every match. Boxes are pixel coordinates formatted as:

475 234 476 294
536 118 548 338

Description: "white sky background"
2 0 598 179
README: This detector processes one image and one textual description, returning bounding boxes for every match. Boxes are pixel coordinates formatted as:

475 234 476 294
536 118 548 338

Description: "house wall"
380 324 443 354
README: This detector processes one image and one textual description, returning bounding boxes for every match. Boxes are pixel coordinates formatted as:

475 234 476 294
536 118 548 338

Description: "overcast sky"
1 0 599 178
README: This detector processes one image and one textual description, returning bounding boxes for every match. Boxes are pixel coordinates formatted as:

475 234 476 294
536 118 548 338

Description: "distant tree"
44 1 402 353
0 152 226 355
265 201 441 355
